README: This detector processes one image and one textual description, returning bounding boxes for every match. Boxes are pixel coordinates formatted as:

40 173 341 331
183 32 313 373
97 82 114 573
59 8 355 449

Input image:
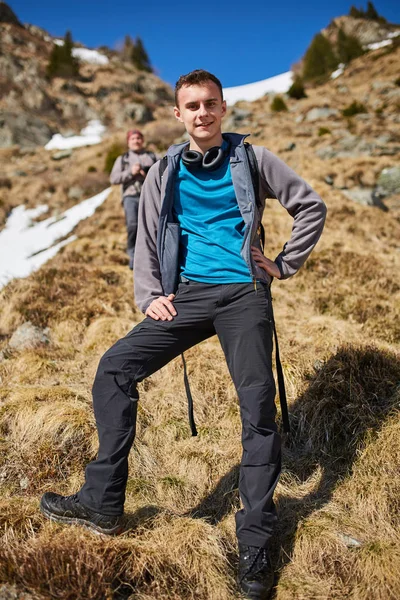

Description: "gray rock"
371 81 394 93
295 114 304 124
60 129 77 138
305 107 339 122
9 322 50 351
337 533 362 548
51 149 72 161
0 111 53 148
376 166 400 197
337 86 349 94
19 477 29 490
342 187 388 211
224 108 252 130
68 186 84 200
124 102 154 124
0 584 36 599
386 89 400 101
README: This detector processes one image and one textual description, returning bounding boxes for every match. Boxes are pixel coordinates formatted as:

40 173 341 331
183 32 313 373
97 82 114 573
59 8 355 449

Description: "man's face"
128 133 144 152
174 81 226 146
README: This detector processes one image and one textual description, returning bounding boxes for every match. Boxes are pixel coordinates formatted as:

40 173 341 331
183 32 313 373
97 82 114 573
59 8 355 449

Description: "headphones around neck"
181 143 230 171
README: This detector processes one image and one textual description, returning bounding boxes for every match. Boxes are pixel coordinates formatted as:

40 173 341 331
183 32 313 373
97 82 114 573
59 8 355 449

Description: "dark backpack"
159 143 289 434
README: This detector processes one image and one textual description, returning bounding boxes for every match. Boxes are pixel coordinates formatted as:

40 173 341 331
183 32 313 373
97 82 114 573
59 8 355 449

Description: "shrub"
341 101 367 117
395 77 400 87
303 33 338 82
271 96 288 112
87 165 97 173
104 143 125 174
337 28 364 64
46 31 79 79
318 127 331 136
287 76 307 99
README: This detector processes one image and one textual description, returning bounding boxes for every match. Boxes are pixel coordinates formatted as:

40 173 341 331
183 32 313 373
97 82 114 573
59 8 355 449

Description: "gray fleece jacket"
110 149 156 199
134 132 327 314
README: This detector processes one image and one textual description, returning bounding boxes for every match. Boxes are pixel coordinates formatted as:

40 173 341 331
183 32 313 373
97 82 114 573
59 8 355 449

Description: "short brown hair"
174 69 223 107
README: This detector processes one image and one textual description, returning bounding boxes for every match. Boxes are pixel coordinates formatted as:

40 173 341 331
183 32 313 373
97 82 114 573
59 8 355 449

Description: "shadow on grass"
131 344 398 597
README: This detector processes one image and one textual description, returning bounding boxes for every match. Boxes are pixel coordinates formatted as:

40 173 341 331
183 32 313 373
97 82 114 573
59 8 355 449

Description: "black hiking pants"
78 280 281 548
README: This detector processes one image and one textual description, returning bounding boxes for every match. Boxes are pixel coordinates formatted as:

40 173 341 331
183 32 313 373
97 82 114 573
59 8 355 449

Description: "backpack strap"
245 142 289 433
121 151 129 171
244 142 265 249
159 155 168 179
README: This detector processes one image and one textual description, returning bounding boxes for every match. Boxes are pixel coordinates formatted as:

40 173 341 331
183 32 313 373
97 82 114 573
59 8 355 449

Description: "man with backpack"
41 70 326 599
110 129 156 269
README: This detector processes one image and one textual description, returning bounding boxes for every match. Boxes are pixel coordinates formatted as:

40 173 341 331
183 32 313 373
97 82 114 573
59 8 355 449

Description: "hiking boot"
40 492 123 536
238 543 274 599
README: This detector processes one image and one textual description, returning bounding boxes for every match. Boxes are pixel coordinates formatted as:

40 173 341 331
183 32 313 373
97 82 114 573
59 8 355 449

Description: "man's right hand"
131 163 146 177
145 294 176 321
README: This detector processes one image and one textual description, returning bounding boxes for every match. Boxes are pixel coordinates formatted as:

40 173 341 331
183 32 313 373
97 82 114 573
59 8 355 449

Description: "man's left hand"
251 246 281 279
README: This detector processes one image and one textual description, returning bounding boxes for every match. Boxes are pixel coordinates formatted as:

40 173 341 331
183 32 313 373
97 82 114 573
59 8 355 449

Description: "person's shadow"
125 345 400 596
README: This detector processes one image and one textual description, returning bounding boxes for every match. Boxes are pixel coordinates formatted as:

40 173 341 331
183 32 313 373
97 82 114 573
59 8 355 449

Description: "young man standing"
41 70 326 599
110 129 156 269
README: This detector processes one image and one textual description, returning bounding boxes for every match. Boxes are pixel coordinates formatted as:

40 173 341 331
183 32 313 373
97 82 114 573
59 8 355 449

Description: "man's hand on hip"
251 246 281 279
145 294 177 321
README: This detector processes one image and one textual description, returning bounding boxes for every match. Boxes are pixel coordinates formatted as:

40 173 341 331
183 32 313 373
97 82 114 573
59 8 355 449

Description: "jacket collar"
167 132 249 158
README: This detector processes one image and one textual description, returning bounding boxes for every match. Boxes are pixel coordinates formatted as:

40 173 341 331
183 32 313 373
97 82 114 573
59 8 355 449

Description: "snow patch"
72 47 109 65
366 39 392 50
0 188 112 290
45 120 106 150
331 63 345 79
223 71 293 106
53 39 109 64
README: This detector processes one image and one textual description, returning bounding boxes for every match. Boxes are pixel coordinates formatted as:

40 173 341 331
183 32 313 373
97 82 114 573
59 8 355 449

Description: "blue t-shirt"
173 151 252 283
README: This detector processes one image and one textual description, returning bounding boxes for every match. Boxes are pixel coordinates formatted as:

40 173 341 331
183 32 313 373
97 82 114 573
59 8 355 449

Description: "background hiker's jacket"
134 132 327 314
110 150 156 200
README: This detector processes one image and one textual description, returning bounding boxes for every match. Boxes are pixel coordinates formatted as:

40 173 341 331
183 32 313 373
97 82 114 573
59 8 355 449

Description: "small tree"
271 96 288 112
337 28 364 64
46 30 79 79
365 1 380 20
303 33 339 82
131 37 153 73
288 75 307 99
349 6 365 18
121 34 134 62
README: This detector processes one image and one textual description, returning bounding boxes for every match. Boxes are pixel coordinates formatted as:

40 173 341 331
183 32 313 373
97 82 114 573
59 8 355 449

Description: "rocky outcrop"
323 15 399 47
0 15 174 148
0 111 53 147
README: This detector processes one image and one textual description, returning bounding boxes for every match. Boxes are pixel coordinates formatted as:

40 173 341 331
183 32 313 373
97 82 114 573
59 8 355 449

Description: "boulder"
0 111 53 148
9 322 50 351
376 167 400 197
306 107 339 122
342 187 388 211
51 149 72 160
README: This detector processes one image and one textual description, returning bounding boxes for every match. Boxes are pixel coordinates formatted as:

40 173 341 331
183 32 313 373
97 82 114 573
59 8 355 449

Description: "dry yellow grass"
0 46 399 600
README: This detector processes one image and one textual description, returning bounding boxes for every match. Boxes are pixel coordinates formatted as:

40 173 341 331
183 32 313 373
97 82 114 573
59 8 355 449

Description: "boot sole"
238 577 274 600
40 504 123 536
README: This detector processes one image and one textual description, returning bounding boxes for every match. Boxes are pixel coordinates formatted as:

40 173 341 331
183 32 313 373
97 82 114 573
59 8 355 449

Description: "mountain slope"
0 8 399 600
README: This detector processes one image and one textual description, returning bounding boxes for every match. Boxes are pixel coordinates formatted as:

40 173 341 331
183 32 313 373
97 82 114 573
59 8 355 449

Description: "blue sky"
10 0 399 88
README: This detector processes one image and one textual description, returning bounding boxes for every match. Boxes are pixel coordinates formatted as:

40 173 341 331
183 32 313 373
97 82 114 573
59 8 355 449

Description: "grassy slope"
0 48 399 600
